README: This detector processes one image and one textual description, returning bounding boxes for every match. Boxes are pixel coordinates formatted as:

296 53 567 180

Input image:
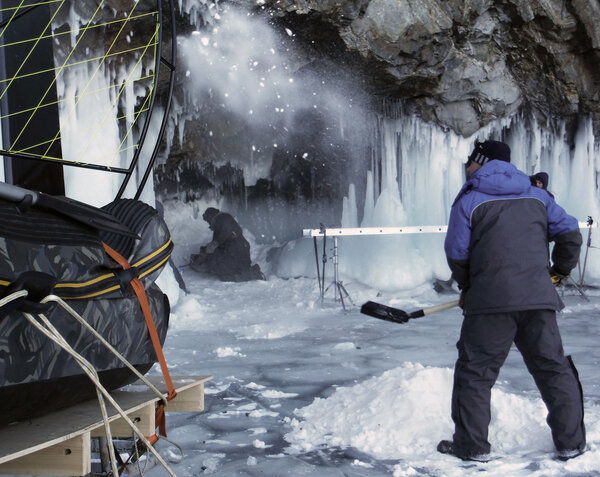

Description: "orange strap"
154 403 167 437
102 242 177 406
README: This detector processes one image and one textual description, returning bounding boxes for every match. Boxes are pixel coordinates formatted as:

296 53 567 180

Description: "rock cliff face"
155 0 600 243
237 0 600 137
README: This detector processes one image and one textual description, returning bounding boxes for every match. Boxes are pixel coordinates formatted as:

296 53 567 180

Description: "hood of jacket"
469 160 531 196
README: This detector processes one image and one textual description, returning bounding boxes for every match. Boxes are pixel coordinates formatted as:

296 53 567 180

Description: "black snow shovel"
0 182 139 238
360 299 460 324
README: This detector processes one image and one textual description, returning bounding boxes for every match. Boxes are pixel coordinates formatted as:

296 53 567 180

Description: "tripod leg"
337 282 347 311
338 282 355 306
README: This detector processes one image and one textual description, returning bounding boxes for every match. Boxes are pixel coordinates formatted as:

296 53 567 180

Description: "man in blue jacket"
439 140 586 462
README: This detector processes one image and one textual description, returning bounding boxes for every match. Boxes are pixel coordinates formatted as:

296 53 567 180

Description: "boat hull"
0 198 172 427
0 285 169 427
0 364 153 426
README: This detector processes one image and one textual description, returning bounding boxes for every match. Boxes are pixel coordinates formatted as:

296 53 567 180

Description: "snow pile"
285 361 600 476
284 362 554 458
285 362 456 457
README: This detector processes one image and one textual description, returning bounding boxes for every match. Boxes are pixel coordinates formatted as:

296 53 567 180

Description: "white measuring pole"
304 221 594 238
303 225 448 238
306 221 596 306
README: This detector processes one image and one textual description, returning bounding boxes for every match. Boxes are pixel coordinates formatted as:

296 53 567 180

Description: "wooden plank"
143 375 212 395
166 381 206 412
0 388 159 464
143 375 211 412
0 433 90 476
91 402 155 438
0 375 211 465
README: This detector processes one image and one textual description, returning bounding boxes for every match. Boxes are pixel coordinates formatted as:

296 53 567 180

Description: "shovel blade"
360 301 409 324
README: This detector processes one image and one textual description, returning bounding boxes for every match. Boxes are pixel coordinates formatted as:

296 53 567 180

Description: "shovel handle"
0 182 39 204
419 299 460 317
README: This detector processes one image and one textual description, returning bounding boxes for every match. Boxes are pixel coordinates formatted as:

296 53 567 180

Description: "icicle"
362 171 375 227
568 118 600 220
341 184 358 228
60 61 122 206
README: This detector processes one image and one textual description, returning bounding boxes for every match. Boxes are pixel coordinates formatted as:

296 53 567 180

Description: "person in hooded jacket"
530 171 555 198
191 207 264 282
439 140 586 462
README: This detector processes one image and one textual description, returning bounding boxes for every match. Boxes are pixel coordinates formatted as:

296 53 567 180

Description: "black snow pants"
451 309 585 456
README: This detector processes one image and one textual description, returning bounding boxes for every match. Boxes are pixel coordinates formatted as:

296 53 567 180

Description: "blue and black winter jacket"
444 160 582 314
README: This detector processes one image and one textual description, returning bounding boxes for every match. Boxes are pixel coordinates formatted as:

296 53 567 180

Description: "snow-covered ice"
137 268 600 476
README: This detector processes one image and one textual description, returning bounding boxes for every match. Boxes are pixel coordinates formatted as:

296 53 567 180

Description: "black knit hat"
467 140 511 166
203 207 220 223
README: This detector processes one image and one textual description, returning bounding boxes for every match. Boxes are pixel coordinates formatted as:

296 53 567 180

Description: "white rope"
41 294 166 405
159 435 185 464
0 289 28 307
125 434 184 475
0 289 177 476
22 311 120 477
133 429 147 476
130 430 151 477
23 310 176 476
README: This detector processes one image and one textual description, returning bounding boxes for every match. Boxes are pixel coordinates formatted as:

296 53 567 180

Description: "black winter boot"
437 440 490 462
556 446 586 461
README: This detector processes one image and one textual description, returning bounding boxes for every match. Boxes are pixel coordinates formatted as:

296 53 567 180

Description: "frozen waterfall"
53 1 600 293
328 113 600 290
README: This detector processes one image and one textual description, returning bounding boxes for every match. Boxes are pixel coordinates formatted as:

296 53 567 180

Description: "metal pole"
580 216 593 288
313 236 322 297
333 236 339 302
321 231 327 304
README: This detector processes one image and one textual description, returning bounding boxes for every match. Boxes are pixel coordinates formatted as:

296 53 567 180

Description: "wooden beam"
144 376 211 413
0 375 212 476
91 402 155 438
0 433 89 476
166 380 206 412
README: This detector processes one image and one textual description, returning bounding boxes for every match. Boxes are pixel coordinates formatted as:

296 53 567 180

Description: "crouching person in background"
191 207 264 282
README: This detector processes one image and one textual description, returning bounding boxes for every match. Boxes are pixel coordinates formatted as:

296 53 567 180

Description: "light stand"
322 236 354 310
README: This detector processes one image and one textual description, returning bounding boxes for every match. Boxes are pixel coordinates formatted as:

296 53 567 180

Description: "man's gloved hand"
550 266 569 287
205 241 218 254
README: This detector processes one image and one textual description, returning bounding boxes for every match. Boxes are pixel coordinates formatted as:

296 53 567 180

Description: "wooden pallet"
0 375 212 476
